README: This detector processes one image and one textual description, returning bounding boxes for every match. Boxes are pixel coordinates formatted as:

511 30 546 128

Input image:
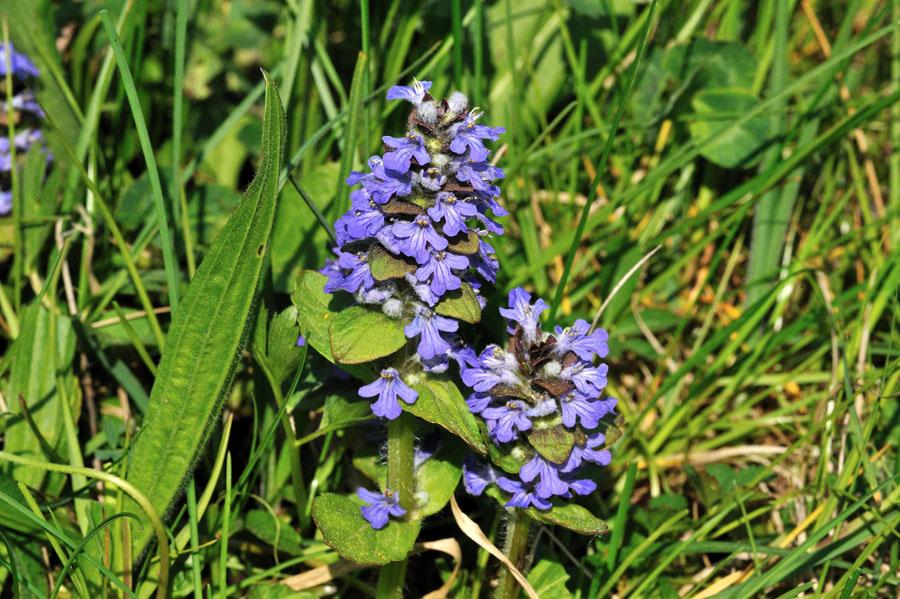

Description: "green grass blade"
123 71 286 555
100 9 179 310
331 52 367 222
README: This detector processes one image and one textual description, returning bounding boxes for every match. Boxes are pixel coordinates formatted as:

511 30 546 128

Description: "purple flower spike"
499 287 549 343
393 215 448 263
415 250 468 296
497 477 552 510
482 400 532 443
553 319 610 360
357 487 407 529
404 307 458 359
427 192 477 237
386 79 433 106
358 368 419 420
519 455 571 498
383 132 431 174
463 456 499 496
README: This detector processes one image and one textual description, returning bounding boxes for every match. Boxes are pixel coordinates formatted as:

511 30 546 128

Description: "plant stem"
376 411 415 599
495 509 532 599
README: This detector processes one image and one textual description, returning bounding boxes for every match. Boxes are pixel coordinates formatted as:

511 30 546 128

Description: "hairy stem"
377 411 415 598
495 509 532 599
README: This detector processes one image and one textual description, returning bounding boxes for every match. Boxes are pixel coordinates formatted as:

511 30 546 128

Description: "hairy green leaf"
368 244 417 281
406 378 488 454
528 425 576 464
124 71 285 554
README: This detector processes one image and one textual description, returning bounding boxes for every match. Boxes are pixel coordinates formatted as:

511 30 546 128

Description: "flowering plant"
291 79 615 596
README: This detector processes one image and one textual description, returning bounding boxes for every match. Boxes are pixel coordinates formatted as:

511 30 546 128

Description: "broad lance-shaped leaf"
124 71 285 554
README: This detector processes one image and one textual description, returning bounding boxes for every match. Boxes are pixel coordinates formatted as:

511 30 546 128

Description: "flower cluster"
461 288 617 510
322 79 506 418
1 42 50 215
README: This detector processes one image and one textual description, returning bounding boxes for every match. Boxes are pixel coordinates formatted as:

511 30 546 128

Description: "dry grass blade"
449 495 539 599
589 245 662 332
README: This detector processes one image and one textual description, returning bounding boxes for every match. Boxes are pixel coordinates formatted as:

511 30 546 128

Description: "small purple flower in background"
0 42 40 79
296 334 306 347
357 487 407 529
358 368 419 420
1 42 49 216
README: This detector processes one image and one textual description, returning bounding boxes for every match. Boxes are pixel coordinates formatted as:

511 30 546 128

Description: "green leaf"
312 493 419 565
406 378 487 454
706 463 737 493
329 306 406 364
291 271 354 364
5 531 50 599
0 474 38 534
662 38 756 91
124 71 285 554
245 509 304 556
480 420 528 474
262 305 307 383
368 245 417 281
415 441 464 517
528 426 576 464
688 88 778 169
320 394 373 430
433 282 482 324
4 303 77 489
446 230 480 255
527 558 573 599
